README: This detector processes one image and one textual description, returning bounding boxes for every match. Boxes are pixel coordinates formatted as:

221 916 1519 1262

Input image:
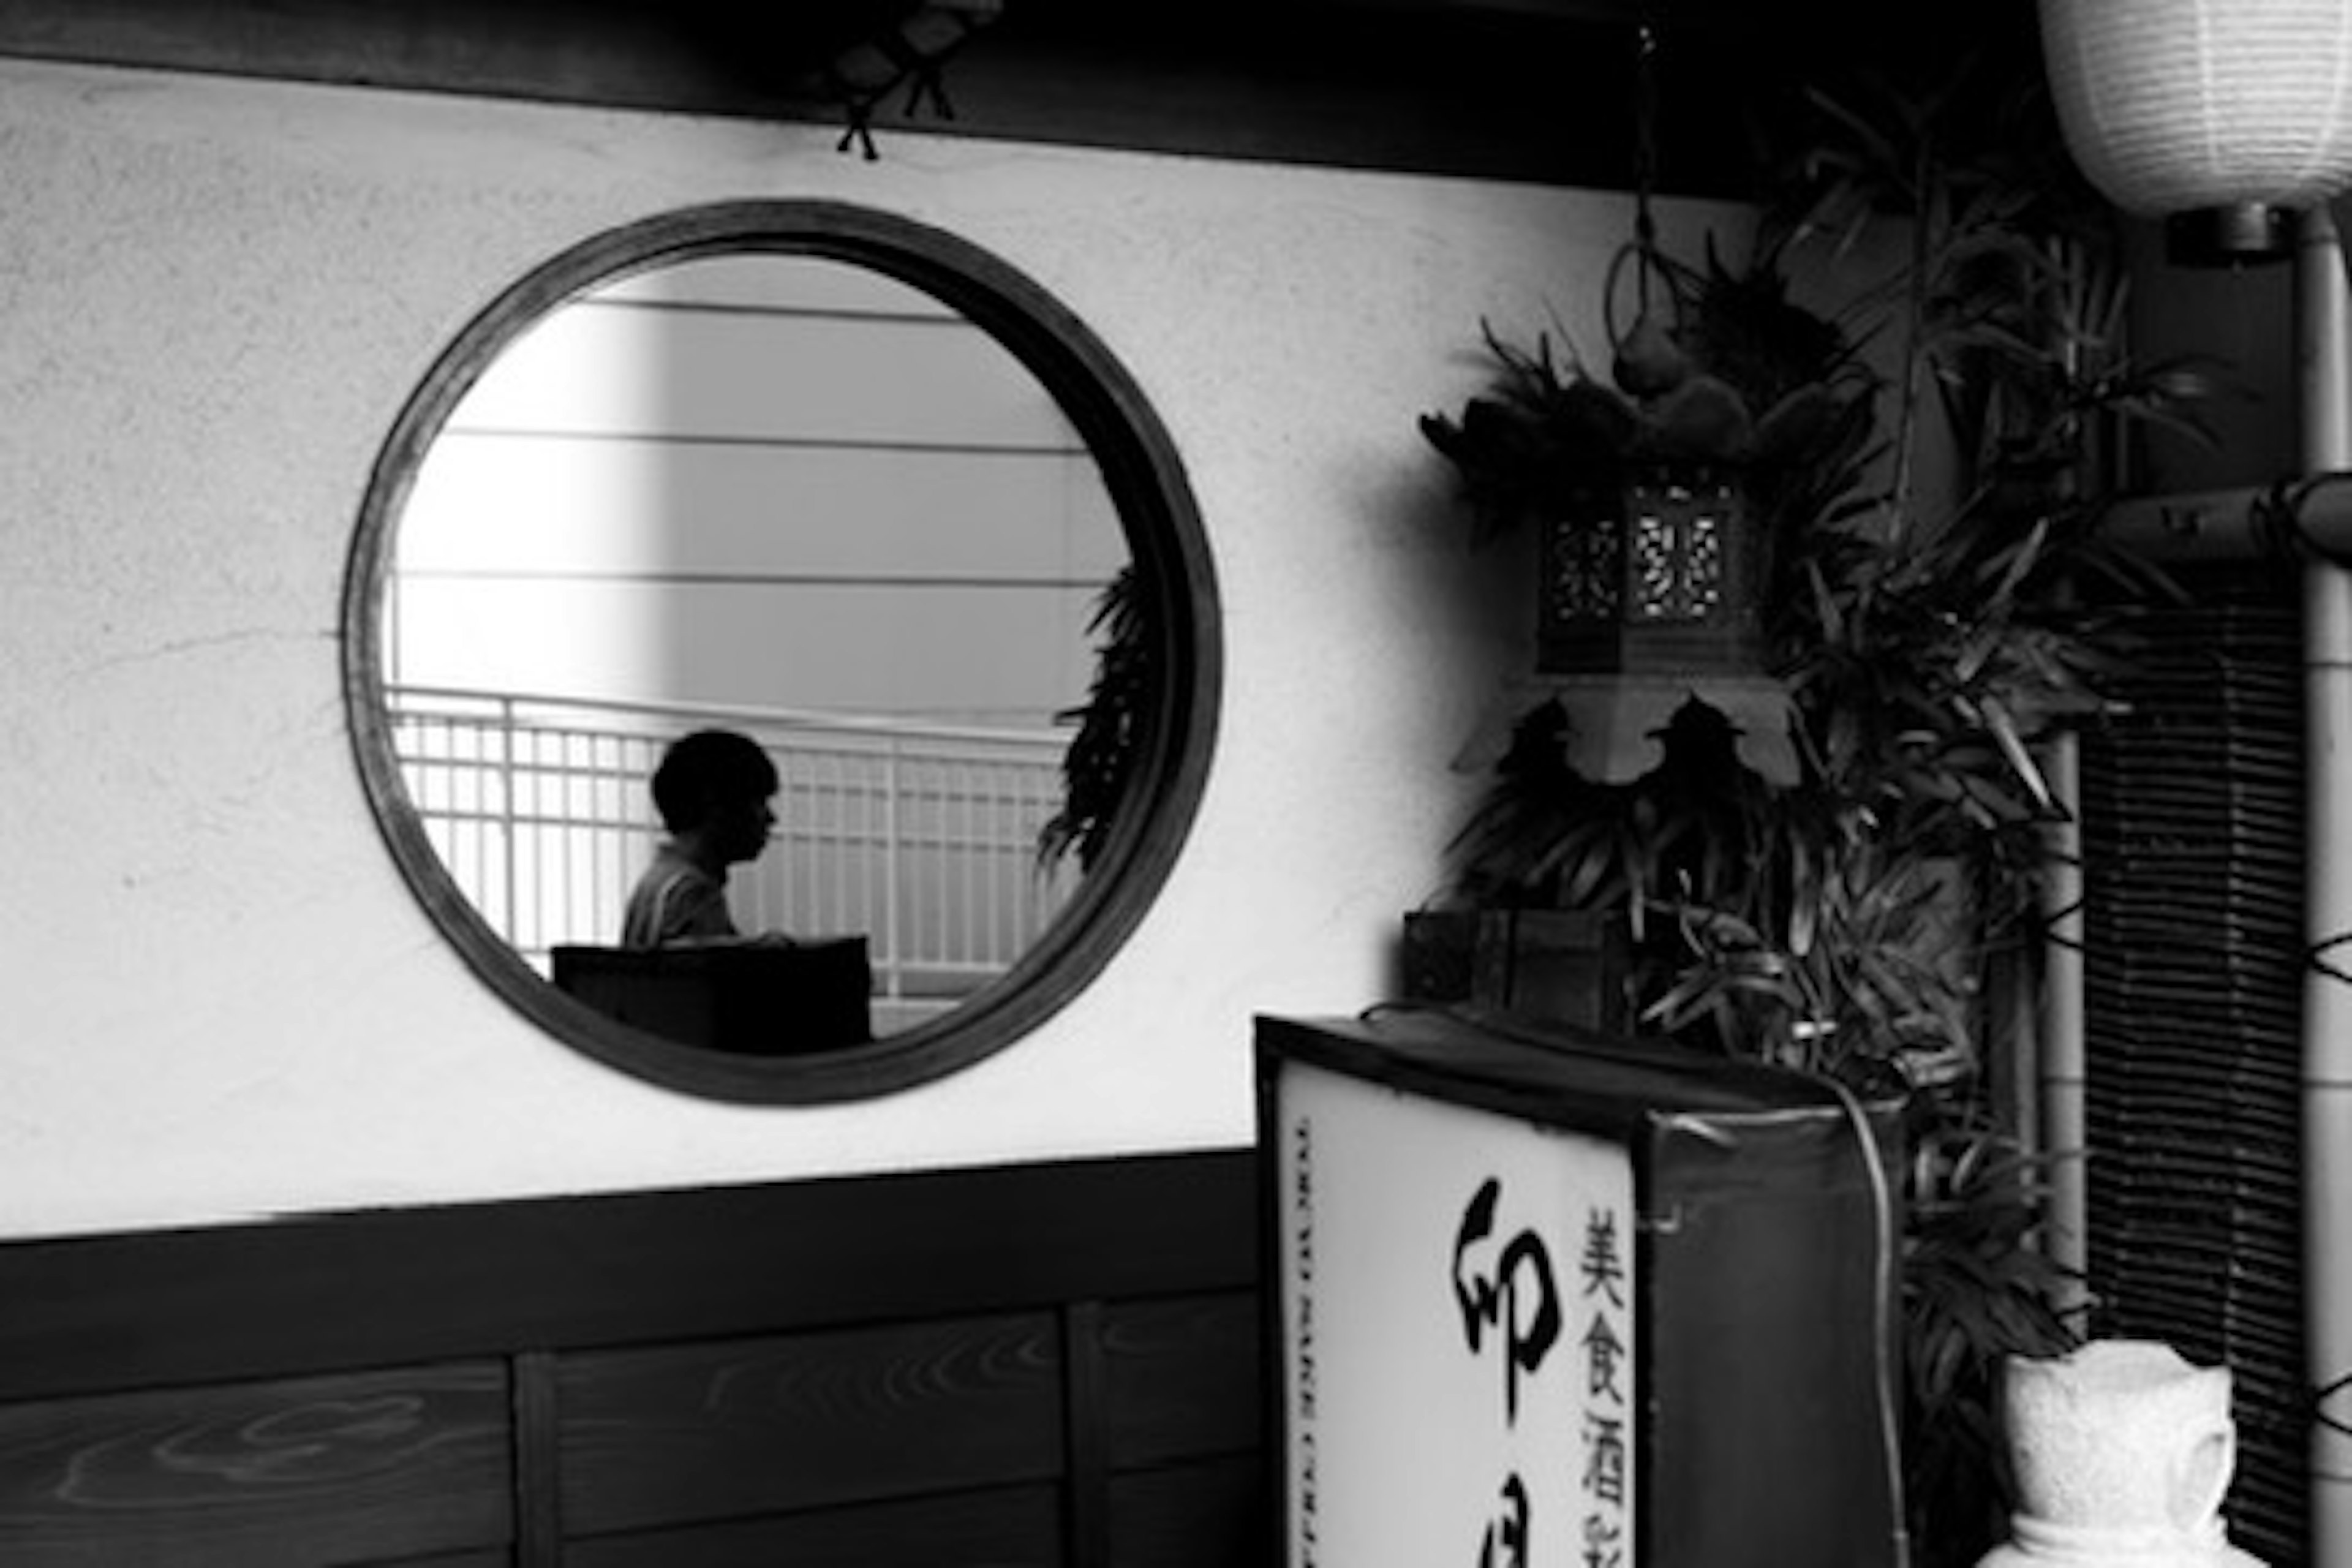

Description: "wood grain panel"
564 1483 1065 1568
1101 1292 1263 1468
557 1313 1063 1536
1107 1454 1270 1568
0 1152 1268 1566
0 1153 1259 1405
0 1362 511 1567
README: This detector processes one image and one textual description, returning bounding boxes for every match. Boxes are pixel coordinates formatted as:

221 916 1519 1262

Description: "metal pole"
499 692 521 948
2298 200 2352 1567
884 742 904 1004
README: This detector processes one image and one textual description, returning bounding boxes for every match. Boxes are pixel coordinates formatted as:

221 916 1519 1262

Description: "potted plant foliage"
1419 232 1879 677
1039 562 1146 874
1419 50 2217 1567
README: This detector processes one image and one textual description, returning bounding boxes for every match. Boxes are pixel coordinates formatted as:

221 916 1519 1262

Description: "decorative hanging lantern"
1422 16 1858 776
2040 0 2352 255
1534 23 1765 678
1538 462 1761 675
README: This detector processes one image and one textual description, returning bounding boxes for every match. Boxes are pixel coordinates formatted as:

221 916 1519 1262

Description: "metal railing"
386 687 1080 1023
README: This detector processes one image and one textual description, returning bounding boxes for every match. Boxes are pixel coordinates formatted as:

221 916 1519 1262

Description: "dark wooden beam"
0 0 894 113
0 1150 1261 1404
0 0 1894 192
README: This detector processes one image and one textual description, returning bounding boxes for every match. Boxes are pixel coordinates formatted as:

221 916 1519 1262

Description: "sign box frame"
1255 1007 1903 1568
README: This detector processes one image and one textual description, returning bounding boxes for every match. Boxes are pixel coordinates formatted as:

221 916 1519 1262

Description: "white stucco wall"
0 55 1747 1240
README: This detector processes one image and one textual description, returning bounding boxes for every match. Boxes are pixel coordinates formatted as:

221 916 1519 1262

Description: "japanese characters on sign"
1276 1060 1637 1568
1577 1205 1631 1567
1452 1178 1634 1567
1290 1109 1323 1567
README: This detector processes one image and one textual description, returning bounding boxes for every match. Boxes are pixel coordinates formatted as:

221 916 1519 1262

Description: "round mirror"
344 201 1219 1102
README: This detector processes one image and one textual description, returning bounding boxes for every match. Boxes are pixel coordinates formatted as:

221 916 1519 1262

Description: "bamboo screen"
2078 564 2307 1565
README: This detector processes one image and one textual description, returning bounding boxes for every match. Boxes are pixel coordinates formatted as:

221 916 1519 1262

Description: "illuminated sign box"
1256 1009 1902 1568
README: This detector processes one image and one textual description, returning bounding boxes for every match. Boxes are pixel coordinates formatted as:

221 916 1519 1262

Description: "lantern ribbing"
2041 0 2352 216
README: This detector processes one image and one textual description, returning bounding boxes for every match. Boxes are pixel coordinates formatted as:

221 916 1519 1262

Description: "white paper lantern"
2041 0 2352 216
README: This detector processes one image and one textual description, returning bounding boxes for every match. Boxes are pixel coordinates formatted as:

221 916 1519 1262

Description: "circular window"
343 201 1219 1102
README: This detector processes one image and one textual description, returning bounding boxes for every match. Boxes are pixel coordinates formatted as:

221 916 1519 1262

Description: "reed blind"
2078 564 2307 1564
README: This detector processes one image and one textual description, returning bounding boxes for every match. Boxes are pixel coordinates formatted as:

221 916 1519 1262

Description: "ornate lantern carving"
1539 462 1760 676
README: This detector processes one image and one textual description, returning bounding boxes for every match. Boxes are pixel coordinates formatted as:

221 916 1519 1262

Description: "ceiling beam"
0 0 1930 192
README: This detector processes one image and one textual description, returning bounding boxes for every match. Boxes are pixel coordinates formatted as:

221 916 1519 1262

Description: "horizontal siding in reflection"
390 255 1127 729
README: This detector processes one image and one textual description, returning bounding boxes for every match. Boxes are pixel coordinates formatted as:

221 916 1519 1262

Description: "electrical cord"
1813 1067 1915 1568
1364 1001 1915 1563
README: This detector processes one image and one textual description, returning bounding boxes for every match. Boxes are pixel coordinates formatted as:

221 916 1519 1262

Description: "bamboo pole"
2297 201 2352 1568
2099 482 2352 559
2038 735 2088 1305
2083 208 2352 1564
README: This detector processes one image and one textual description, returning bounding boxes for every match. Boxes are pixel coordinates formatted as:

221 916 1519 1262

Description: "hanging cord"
1811 1068 1916 1568
1650 1069 1913 1567
2316 1368 2352 1438
1632 18 1660 288
1602 18 1684 365
1431 1001 1915 1564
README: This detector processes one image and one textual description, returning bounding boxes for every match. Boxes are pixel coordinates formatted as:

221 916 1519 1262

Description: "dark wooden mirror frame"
343 199 1221 1103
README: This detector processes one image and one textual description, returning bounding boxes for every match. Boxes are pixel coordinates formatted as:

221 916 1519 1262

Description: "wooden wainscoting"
0 1150 1267 1567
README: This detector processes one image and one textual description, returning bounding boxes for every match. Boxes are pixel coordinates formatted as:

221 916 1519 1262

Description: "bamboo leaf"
1979 696 2052 811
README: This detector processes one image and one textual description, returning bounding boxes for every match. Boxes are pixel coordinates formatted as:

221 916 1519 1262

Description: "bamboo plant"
1039 564 1147 875
1423 45 2218 1566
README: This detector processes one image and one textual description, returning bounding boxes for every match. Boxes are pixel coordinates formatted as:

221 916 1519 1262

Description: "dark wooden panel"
1102 1291 1263 1469
1061 1300 1112 1568
0 1362 511 1567
511 1349 563 1567
565 1483 1065 1568
0 1152 1259 1404
1108 1454 1270 1568
557 1313 1063 1535
0 0 887 110
0 1151 1271 1567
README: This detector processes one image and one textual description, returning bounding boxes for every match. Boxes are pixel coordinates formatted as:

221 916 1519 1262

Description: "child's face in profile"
709 791 777 866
